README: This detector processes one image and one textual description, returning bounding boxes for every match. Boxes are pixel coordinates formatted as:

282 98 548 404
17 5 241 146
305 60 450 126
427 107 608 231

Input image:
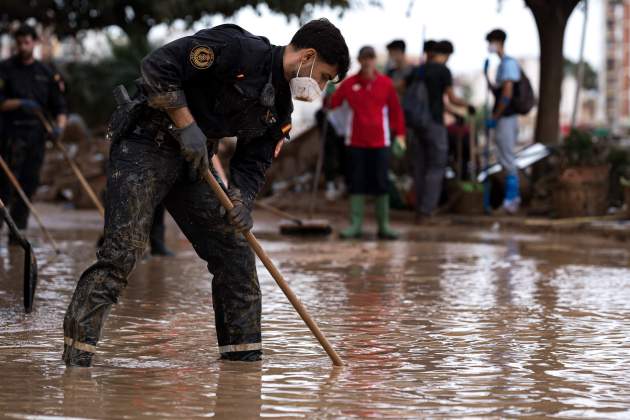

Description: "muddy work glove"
173 121 210 181
226 188 253 233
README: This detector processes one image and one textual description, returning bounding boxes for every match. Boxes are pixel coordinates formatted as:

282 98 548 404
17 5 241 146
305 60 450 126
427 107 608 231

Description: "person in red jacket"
330 46 406 239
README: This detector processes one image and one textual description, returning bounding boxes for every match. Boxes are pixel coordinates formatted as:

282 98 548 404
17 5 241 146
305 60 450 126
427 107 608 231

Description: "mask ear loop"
296 58 303 77
309 53 317 79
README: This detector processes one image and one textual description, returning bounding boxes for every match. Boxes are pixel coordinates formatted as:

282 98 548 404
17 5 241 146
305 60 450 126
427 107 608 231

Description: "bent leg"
420 123 448 215
63 137 179 366
11 135 45 229
164 176 262 360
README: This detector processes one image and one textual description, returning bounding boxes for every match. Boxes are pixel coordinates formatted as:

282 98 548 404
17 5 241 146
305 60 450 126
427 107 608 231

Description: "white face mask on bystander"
289 54 322 102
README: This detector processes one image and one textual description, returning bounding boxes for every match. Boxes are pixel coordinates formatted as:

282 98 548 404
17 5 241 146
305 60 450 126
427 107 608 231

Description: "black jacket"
0 56 67 129
140 24 293 207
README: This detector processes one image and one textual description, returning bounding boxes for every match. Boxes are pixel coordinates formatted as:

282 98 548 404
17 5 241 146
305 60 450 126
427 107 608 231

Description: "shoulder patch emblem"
190 45 214 70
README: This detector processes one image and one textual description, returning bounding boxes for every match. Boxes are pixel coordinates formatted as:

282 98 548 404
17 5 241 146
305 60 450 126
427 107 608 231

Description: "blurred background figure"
385 39 413 97
317 83 347 202
0 24 67 241
485 28 521 215
409 40 474 223
330 45 406 240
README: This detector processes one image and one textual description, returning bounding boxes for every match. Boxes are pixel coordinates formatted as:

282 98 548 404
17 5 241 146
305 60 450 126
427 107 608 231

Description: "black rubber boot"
149 208 175 257
63 345 94 367
220 350 262 362
150 241 175 257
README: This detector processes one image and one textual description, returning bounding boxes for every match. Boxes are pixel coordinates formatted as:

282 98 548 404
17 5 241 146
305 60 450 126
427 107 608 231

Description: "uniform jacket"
139 24 293 208
0 56 66 129
330 72 405 148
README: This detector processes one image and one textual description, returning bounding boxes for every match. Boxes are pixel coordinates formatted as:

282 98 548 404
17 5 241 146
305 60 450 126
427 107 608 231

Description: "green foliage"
564 58 598 91
562 128 607 166
63 37 150 128
1 0 357 38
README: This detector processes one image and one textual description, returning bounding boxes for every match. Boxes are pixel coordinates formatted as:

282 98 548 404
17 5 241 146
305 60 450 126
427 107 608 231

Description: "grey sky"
175 0 601 75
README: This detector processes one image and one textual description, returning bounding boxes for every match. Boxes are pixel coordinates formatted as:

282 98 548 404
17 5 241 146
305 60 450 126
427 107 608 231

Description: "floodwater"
1 206 630 418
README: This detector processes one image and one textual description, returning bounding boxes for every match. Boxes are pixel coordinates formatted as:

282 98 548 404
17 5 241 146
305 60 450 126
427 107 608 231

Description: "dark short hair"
358 45 376 59
14 24 38 41
423 40 437 53
486 28 507 43
290 18 350 82
386 39 406 53
435 40 454 55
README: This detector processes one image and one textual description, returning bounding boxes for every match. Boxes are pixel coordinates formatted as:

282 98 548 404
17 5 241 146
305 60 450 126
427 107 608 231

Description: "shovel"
0 198 38 313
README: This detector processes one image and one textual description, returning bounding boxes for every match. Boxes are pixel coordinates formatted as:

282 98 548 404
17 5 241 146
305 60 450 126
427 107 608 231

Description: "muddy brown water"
1 208 630 418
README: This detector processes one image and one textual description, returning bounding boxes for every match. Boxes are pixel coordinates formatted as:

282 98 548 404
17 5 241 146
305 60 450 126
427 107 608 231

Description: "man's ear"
302 48 317 62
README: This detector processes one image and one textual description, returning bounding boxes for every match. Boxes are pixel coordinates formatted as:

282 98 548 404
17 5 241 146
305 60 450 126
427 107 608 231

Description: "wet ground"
1 204 630 418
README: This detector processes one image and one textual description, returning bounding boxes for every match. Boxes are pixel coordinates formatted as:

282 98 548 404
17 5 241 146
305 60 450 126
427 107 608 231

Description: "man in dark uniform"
0 24 67 235
63 19 349 366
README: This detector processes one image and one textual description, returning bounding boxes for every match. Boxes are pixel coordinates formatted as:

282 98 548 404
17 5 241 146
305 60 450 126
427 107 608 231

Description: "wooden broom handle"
203 169 343 366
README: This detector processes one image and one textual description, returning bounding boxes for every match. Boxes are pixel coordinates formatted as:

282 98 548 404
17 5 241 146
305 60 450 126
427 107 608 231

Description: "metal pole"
571 0 589 128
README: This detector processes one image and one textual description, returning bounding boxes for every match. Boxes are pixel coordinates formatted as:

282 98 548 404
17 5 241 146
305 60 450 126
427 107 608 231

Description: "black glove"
226 188 253 233
173 121 210 181
467 105 476 116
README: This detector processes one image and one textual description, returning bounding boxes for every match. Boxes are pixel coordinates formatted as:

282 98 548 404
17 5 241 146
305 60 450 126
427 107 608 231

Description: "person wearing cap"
330 46 406 240
485 28 521 214
409 39 475 223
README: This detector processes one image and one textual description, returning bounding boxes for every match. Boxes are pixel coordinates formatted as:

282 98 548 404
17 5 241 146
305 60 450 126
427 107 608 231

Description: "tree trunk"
525 0 581 144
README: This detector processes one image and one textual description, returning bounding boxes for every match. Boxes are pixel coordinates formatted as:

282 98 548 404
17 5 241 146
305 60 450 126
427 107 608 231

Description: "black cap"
486 28 507 43
423 40 437 53
386 39 406 52
434 40 454 55
358 45 376 59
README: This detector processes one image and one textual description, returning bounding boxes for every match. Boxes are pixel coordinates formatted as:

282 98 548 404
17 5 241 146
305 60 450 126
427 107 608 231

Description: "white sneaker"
502 197 521 214
325 182 337 201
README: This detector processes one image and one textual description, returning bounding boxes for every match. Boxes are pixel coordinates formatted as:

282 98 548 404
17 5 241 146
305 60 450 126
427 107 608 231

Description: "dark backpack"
511 67 535 115
402 66 432 131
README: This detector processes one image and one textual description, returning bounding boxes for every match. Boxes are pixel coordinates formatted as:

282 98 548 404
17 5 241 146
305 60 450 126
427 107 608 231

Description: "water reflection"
1 226 629 418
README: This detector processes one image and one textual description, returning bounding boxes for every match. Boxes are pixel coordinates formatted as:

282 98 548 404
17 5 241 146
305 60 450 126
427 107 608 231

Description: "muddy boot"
340 195 364 239
376 195 399 240
150 240 175 257
62 343 94 367
220 349 262 362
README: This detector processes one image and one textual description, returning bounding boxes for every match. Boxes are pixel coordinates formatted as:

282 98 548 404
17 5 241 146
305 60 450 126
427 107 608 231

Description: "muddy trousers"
0 126 46 230
63 132 261 365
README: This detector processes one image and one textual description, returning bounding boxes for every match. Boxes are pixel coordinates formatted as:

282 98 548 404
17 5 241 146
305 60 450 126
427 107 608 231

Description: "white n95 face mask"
290 54 322 102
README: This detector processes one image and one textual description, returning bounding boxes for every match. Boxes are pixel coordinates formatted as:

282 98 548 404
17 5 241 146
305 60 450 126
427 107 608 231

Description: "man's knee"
206 236 256 278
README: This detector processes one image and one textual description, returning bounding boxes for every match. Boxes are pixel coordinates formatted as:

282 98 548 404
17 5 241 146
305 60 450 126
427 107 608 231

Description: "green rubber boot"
376 195 399 240
340 195 365 239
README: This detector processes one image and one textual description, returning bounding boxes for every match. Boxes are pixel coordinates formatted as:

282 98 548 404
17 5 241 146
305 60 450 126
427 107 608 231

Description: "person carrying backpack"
485 28 533 214
405 40 475 223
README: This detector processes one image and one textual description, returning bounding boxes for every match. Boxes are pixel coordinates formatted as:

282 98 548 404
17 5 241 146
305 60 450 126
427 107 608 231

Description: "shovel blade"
22 242 38 313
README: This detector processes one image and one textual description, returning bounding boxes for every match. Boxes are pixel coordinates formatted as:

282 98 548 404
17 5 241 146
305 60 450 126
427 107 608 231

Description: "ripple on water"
0 231 629 418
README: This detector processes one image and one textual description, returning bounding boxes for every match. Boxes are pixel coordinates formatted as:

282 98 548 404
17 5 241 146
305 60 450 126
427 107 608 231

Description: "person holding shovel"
0 24 67 239
63 19 350 367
